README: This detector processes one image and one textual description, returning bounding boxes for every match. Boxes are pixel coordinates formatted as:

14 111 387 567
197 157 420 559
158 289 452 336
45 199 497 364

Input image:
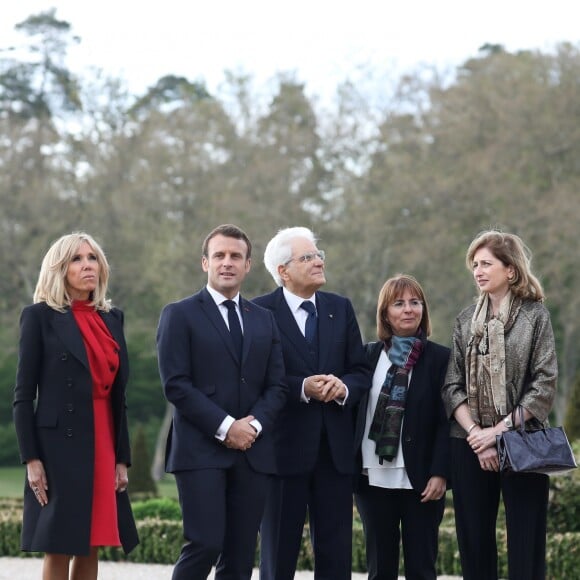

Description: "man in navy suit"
157 224 287 580
254 226 371 580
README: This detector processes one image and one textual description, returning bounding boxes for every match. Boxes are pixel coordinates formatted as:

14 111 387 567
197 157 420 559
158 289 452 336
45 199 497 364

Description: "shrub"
131 497 181 521
548 470 580 533
1 490 580 574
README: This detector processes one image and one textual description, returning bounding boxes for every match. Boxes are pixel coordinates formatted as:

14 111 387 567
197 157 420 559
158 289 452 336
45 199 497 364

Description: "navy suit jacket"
354 340 451 492
157 287 287 475
253 287 371 475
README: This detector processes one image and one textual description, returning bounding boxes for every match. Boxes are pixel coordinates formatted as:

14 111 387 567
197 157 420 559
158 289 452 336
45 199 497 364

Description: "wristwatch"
503 415 514 430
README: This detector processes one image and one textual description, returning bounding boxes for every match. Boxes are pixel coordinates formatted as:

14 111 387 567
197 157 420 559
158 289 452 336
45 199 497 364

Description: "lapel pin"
329 314 333 318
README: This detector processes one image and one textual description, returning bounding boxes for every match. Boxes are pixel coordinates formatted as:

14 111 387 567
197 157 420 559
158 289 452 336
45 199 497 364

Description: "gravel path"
0 558 461 579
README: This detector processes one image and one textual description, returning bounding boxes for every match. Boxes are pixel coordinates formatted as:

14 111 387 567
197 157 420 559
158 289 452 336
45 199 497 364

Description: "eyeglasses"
391 299 423 309
284 250 326 265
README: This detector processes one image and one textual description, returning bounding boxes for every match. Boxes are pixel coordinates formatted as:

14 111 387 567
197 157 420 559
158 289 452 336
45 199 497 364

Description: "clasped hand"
304 374 346 403
467 426 500 472
224 415 257 451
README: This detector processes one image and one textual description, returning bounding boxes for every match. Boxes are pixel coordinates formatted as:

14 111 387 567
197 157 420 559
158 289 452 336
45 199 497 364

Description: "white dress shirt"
205 285 261 440
282 287 349 404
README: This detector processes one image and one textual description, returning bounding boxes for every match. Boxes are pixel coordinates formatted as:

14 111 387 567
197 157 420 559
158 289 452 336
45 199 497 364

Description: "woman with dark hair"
354 274 450 580
13 232 138 580
442 230 557 580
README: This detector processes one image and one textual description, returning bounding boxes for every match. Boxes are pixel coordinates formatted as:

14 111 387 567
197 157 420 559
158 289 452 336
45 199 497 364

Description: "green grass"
156 474 178 499
0 466 178 499
0 466 25 498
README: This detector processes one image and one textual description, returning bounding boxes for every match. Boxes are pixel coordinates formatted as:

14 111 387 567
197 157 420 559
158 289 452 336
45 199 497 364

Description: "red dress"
72 301 122 547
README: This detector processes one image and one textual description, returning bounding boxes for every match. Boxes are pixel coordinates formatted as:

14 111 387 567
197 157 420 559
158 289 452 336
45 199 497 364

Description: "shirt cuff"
249 419 262 435
300 379 310 403
334 385 349 406
215 415 235 441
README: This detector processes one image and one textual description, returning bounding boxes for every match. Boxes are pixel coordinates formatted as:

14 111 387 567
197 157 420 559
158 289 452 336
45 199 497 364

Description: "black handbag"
496 406 577 475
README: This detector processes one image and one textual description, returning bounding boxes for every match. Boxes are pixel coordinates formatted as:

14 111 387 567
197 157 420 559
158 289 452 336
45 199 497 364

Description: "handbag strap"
515 405 526 435
512 405 525 433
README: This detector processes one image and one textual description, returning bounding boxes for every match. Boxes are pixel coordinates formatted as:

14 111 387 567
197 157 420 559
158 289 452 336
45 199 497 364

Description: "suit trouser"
172 455 270 580
355 474 445 580
259 434 353 580
450 437 549 580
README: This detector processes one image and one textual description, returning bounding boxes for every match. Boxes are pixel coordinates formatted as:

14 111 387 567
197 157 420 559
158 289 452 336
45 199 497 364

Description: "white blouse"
361 349 412 489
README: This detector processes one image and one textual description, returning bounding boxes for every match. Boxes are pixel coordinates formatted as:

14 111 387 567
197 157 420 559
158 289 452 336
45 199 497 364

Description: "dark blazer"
13 302 138 556
354 340 451 492
253 287 371 475
157 287 287 474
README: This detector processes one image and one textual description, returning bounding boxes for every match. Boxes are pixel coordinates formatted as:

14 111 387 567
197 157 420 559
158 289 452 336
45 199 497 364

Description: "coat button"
66 378 73 388
61 353 68 361
405 435 412 442
65 429 73 438
241 378 246 383
66 403 74 412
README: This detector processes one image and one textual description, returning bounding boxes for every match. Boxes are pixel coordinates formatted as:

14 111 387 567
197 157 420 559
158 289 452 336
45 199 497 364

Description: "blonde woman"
13 232 138 580
442 230 557 580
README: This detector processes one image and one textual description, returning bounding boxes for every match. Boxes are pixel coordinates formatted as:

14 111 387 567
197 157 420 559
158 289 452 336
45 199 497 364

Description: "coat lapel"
100 310 129 385
406 345 430 404
198 288 241 363
50 308 90 371
271 288 313 364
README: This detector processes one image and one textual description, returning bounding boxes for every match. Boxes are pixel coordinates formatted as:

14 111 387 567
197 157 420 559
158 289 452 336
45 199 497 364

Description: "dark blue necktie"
224 300 243 359
300 301 317 344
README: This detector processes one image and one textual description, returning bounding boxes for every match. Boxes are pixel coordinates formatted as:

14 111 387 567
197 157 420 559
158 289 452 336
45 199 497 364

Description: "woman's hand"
420 476 447 502
467 425 501 454
477 446 500 472
26 459 48 506
115 463 129 492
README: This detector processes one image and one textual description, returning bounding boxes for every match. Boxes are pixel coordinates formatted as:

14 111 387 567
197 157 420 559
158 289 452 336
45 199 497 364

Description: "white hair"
263 227 318 286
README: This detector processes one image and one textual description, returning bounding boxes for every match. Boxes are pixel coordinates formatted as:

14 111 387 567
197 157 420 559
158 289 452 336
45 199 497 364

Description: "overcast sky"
2 1 579 104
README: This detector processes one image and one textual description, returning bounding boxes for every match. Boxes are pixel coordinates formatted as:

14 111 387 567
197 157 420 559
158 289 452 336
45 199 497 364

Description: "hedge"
3 472 580 577
2 512 580 576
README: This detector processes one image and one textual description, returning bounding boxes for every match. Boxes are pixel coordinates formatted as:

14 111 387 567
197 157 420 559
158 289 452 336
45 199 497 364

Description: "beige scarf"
466 291 521 426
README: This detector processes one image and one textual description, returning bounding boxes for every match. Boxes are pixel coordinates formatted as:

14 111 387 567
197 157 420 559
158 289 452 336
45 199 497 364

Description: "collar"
282 286 316 313
206 285 240 308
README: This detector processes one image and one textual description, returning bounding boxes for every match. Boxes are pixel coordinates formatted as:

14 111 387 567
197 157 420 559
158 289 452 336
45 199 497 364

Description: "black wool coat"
13 302 139 556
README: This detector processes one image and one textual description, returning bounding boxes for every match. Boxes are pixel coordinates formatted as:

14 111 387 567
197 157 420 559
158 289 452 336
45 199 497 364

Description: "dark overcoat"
13 302 139 555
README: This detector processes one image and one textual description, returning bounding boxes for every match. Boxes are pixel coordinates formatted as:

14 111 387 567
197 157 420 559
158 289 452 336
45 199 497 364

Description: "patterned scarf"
466 291 521 426
368 332 425 463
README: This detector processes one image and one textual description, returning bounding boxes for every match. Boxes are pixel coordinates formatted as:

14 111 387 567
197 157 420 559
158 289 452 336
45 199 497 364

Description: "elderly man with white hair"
254 226 371 580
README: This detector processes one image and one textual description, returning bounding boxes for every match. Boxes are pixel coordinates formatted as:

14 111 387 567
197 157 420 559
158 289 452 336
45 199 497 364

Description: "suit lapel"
271 288 313 363
198 288 241 364
50 308 90 371
239 297 255 366
316 293 335 370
